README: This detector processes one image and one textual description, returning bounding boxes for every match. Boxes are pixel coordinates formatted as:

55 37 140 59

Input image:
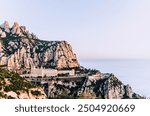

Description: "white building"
58 69 75 76
22 67 75 77
31 67 58 77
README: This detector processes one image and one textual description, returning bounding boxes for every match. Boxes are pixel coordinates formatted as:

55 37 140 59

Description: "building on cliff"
20 67 75 77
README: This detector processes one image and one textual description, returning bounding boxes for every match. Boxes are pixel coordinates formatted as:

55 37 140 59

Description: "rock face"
47 73 141 99
0 21 79 70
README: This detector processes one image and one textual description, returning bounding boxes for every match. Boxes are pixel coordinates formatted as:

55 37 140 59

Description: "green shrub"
0 68 35 93
31 90 42 96
0 92 7 98
4 86 13 92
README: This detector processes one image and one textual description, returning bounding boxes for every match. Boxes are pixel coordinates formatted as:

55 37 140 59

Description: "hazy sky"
0 0 150 60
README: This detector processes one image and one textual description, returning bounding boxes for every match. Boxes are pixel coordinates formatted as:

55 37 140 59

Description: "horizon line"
79 58 150 61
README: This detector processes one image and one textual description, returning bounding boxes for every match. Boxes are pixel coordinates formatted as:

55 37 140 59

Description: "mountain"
0 68 46 99
0 21 79 70
47 73 142 99
0 21 142 99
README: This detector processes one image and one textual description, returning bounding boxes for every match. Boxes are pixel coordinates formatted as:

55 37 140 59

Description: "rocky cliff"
0 21 79 70
47 73 141 99
0 21 142 99
0 68 46 99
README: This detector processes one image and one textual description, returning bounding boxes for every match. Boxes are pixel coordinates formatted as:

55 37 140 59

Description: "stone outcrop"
47 73 141 99
0 21 79 70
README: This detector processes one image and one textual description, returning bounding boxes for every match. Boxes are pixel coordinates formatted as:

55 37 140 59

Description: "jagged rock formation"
0 21 142 99
0 68 46 99
0 21 79 70
47 73 141 99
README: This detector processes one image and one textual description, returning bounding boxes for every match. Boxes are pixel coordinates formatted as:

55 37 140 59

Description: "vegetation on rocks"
0 68 45 99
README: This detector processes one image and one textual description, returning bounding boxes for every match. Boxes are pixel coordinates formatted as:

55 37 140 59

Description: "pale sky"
0 0 150 60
